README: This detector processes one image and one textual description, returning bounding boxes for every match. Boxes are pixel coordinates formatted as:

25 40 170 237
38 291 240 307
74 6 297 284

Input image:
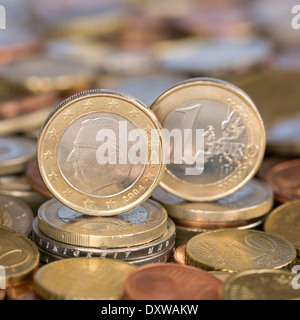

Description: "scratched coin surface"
31 216 175 260
0 194 34 236
151 178 273 222
264 200 300 256
150 78 266 201
33 258 136 300
37 198 168 248
124 263 222 300
37 90 166 216
0 225 40 287
0 136 36 176
186 229 296 273
221 269 300 300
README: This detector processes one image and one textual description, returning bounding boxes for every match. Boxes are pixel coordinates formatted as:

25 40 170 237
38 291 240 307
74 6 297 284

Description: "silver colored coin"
37 242 175 266
0 136 36 176
31 217 175 261
0 194 34 236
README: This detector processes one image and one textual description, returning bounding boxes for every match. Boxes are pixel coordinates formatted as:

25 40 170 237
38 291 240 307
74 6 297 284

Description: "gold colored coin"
38 198 168 248
221 269 300 300
0 225 40 287
151 178 273 222
33 258 136 300
37 90 166 216
150 77 266 202
264 200 300 256
186 229 296 273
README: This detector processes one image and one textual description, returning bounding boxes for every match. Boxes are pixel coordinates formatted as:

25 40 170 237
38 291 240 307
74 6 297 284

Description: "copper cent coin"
265 159 300 203
124 263 222 300
173 244 187 265
26 159 53 199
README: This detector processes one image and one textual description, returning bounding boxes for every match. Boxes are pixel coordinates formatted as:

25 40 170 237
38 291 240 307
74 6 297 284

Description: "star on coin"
145 173 155 182
129 109 139 119
108 99 119 110
63 189 73 199
48 128 59 139
83 199 94 208
43 151 53 161
144 125 153 135
83 100 94 112
63 111 74 123
48 171 59 182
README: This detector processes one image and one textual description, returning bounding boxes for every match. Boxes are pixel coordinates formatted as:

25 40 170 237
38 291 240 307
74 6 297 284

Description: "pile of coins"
2 0 300 301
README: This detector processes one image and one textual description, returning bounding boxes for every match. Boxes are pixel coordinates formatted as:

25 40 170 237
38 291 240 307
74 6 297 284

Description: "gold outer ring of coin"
37 198 169 248
37 89 166 216
221 269 300 300
150 77 266 202
185 229 297 273
151 179 274 222
264 200 300 256
33 257 137 300
0 225 40 287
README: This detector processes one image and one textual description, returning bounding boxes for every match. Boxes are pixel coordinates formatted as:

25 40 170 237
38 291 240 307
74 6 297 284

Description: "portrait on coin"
57 113 145 197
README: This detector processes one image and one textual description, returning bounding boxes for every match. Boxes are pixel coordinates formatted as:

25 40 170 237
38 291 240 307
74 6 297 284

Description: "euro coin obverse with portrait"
37 90 166 216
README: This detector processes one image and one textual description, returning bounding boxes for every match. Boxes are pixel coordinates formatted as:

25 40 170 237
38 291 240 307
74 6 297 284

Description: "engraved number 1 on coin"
175 104 204 176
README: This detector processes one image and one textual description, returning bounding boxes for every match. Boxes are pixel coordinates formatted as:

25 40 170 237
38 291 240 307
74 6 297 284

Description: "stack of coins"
31 198 175 266
33 89 173 266
152 178 274 248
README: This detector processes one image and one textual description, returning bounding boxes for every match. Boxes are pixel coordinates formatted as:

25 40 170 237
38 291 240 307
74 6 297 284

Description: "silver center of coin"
163 99 247 185
57 112 146 197
57 205 149 231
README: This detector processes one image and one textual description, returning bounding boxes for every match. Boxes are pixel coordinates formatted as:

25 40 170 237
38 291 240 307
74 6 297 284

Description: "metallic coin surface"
25 159 53 199
31 216 175 260
151 178 273 222
0 136 36 176
33 258 137 300
264 200 300 256
150 78 266 202
0 56 93 93
37 243 174 267
257 156 291 181
38 198 168 248
265 159 300 203
221 269 300 300
186 229 296 273
37 90 166 216
0 225 40 287
173 244 187 265
124 263 222 300
5 276 40 301
0 194 34 236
